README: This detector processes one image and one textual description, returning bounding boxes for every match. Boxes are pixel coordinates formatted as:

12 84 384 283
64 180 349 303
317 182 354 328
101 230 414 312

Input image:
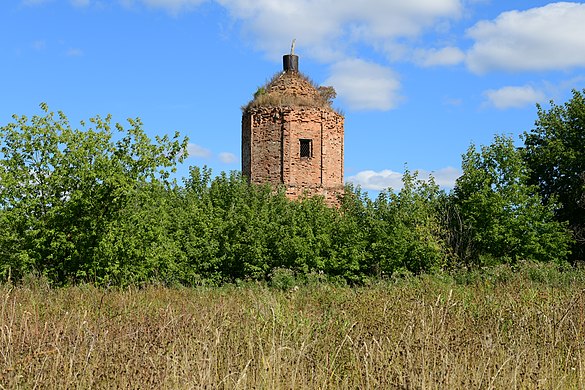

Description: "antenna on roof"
283 39 299 72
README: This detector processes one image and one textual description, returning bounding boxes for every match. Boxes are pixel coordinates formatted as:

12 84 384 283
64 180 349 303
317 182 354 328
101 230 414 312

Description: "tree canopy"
0 104 187 282
454 135 571 265
523 89 585 261
0 103 579 286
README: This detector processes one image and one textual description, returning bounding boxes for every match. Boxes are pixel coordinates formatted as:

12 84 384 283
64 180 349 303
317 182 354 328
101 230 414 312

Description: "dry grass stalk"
243 72 337 112
1 268 585 389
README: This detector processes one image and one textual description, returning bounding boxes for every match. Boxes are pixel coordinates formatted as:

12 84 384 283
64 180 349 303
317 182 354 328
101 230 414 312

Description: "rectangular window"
300 139 312 158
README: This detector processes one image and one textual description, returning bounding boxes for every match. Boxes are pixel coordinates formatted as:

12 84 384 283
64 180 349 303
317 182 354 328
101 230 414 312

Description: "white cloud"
466 3 585 73
483 85 545 109
421 166 461 188
347 166 460 191
187 143 211 158
28 0 465 78
217 0 342 61
217 0 462 60
347 169 403 191
325 59 401 111
108 1 464 111
218 152 237 163
185 144 236 161
413 46 465 67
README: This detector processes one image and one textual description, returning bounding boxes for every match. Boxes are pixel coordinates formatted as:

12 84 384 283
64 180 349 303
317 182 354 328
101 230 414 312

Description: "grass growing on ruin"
243 71 337 112
2 262 585 389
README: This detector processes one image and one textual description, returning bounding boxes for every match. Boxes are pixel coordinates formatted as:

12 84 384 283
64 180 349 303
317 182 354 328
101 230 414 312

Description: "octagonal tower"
241 54 344 206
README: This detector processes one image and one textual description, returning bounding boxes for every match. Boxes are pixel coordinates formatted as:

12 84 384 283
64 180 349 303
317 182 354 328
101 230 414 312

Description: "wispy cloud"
124 0 207 15
347 169 404 191
213 0 462 109
187 143 212 158
218 152 237 164
424 166 461 188
347 166 461 191
185 144 236 162
217 0 462 60
32 40 47 50
483 85 545 109
70 0 91 6
22 0 52 5
413 46 465 67
45 1 585 113
66 48 84 57
443 96 463 107
34 0 467 111
325 59 402 111
466 3 585 73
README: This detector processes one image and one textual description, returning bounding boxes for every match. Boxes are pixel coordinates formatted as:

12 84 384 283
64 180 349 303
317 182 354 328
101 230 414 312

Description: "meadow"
2 263 585 389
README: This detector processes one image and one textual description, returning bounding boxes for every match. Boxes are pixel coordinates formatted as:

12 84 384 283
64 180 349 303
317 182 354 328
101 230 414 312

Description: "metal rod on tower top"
283 40 299 72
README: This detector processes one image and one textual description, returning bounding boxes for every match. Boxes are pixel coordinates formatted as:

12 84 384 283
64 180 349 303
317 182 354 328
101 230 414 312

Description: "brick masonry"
242 62 344 207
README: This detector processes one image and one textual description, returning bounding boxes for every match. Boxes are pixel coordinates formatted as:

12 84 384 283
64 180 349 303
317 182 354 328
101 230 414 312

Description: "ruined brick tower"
241 53 344 206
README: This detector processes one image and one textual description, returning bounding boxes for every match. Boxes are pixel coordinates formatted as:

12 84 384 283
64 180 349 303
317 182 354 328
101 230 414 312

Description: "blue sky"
2 0 585 192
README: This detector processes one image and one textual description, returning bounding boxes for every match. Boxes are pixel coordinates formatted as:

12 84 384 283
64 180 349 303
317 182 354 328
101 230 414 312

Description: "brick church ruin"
241 52 344 206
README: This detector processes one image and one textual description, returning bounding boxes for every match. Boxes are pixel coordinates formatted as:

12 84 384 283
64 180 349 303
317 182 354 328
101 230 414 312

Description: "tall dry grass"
1 264 585 389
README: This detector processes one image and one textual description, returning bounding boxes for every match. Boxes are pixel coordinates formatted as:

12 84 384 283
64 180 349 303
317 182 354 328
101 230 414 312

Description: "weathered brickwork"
242 56 344 207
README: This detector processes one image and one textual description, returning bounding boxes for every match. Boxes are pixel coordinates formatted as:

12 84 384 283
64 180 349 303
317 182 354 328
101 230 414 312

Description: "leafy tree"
523 89 585 260
0 103 187 282
93 183 193 286
331 184 370 279
369 171 450 275
176 168 344 283
454 135 572 265
338 172 451 278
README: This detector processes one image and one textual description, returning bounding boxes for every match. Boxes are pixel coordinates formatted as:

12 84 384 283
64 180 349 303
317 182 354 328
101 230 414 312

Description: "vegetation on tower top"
242 71 338 112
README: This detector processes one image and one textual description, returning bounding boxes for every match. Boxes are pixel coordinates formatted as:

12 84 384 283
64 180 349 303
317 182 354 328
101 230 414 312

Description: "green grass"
2 262 585 389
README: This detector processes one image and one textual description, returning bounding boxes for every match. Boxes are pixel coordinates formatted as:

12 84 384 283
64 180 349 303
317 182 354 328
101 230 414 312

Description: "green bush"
0 105 577 286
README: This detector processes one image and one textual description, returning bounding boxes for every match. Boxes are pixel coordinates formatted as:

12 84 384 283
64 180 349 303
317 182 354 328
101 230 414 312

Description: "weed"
2 267 585 388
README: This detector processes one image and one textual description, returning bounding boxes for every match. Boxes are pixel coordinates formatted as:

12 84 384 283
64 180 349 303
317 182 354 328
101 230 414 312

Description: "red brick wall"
242 106 344 207
242 107 284 186
241 72 344 207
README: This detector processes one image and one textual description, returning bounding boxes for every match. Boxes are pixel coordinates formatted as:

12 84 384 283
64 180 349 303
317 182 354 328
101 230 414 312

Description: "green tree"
523 89 585 260
369 171 450 275
454 135 572 265
339 172 451 278
177 167 344 284
0 103 187 283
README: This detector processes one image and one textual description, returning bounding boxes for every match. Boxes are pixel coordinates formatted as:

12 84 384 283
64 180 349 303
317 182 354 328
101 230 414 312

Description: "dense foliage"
0 103 578 286
0 104 187 283
523 89 585 261
454 135 571 265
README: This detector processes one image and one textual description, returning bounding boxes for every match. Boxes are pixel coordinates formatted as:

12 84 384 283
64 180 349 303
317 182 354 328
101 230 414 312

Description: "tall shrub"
0 104 187 283
454 135 572 265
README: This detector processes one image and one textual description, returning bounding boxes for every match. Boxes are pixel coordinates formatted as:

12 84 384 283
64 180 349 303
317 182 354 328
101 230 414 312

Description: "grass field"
2 263 585 389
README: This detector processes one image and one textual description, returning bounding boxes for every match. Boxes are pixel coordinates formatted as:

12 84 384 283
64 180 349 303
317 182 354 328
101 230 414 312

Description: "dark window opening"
300 139 312 158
